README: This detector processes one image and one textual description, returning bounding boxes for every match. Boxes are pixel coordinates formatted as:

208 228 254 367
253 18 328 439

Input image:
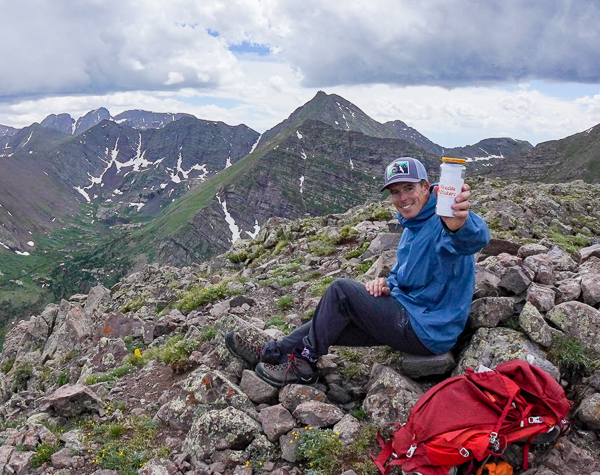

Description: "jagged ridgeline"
0 91 599 336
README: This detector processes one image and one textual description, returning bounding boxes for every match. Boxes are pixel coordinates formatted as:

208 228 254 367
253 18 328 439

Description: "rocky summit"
1 178 600 475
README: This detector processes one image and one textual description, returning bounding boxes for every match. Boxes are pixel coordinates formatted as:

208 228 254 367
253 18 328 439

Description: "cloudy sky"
1 0 600 147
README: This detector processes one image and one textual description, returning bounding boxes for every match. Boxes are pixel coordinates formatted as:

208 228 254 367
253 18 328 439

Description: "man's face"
388 181 430 219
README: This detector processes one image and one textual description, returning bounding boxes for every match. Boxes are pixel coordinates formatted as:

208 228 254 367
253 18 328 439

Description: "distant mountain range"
0 91 598 318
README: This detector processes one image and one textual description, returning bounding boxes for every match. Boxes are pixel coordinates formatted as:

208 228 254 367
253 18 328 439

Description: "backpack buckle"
460 447 470 457
406 445 417 458
528 416 542 424
489 432 498 444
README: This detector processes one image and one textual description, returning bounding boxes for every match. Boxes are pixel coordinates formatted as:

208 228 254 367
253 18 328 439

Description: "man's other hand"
365 277 391 297
434 182 472 231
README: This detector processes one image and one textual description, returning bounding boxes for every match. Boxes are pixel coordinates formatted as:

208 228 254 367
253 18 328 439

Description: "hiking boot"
225 331 263 367
255 350 319 387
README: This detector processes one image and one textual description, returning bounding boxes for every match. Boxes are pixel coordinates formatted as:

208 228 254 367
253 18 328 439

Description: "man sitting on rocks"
227 157 490 387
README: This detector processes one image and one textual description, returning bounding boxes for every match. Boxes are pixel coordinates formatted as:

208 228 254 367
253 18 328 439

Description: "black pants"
262 278 433 364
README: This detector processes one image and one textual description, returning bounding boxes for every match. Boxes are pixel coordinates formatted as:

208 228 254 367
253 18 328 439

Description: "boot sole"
255 364 319 388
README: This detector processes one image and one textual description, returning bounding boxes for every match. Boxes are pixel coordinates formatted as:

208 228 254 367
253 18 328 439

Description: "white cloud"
1 0 600 148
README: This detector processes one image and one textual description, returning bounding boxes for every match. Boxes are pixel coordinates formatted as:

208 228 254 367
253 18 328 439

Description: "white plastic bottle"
436 157 466 217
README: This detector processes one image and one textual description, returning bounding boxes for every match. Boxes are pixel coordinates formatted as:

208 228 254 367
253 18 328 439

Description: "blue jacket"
386 187 490 354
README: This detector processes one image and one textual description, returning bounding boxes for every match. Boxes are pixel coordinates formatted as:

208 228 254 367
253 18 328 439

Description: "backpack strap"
371 425 404 475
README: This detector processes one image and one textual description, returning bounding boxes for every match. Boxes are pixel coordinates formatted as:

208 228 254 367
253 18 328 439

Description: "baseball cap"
380 157 428 192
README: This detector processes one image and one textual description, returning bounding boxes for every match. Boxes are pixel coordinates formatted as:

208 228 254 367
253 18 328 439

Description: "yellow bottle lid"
442 157 466 164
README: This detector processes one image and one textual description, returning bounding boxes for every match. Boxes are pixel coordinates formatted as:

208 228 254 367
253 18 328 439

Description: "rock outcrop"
0 198 599 475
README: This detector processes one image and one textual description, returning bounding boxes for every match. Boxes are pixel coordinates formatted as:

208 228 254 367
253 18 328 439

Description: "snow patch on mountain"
216 194 240 243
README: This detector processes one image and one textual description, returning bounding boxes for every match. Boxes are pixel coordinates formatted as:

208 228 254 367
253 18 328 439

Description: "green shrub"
547 335 600 376
309 277 336 297
355 259 374 274
57 370 70 387
1 356 15 374
12 361 33 392
175 282 227 313
30 443 61 468
265 315 288 333
276 295 295 310
296 428 343 475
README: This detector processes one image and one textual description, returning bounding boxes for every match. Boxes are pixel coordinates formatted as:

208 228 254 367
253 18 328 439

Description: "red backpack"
372 360 571 475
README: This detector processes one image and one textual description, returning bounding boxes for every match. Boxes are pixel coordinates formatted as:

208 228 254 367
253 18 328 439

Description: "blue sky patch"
229 41 271 56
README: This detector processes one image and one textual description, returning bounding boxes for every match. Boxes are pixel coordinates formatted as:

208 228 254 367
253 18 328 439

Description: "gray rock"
555 278 581 304
60 429 86 451
258 404 297 442
363 364 423 427
498 266 532 295
547 301 600 353
292 401 344 428
51 447 77 469
138 458 177 475
474 266 501 298
518 302 556 348
279 384 328 412
279 428 306 462
5 450 36 475
547 246 578 272
479 253 522 277
41 384 105 418
396 351 456 378
517 243 549 258
454 327 560 380
183 406 261 463
333 414 362 446
577 392 600 430
526 283 556 312
0 446 14 474
239 370 279 404
578 243 600 263
84 285 112 315
364 249 397 278
542 438 596 475
362 233 402 260
326 383 351 404
469 297 517 328
524 254 554 285
581 274 600 306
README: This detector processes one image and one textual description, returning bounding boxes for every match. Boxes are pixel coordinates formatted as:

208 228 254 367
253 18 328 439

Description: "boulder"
363 364 423 427
517 243 549 258
454 327 560 380
258 404 296 442
498 266 532 295
547 302 600 353
518 302 556 348
183 407 261 463
547 246 578 272
239 370 279 404
279 384 328 412
577 392 600 430
526 283 556 312
581 274 600 306
578 243 600 263
41 384 105 418
555 278 581 304
523 254 554 285
362 233 402 260
469 297 517 328
333 414 362 446
292 401 344 428
474 266 501 298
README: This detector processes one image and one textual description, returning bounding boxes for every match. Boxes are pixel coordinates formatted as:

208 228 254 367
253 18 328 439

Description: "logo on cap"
387 160 410 179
